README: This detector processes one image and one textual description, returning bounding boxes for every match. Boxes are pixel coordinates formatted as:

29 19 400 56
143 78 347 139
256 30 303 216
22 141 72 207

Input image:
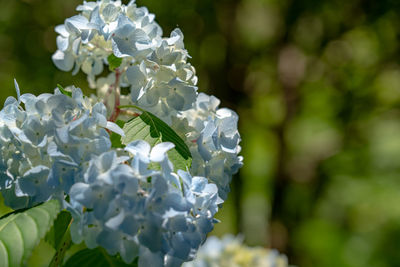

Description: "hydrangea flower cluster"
0 0 243 265
180 93 243 200
53 0 243 201
0 84 119 210
0 83 224 265
53 0 197 119
69 141 221 265
183 235 289 267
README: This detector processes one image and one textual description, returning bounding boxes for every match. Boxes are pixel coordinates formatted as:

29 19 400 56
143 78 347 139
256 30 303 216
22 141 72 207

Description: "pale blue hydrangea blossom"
53 0 198 120
179 93 243 200
0 0 248 265
52 0 242 200
68 140 222 265
0 84 119 209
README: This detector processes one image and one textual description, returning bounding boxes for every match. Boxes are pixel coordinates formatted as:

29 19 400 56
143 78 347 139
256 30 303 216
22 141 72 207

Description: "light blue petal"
52 50 74 71
13 79 20 104
56 36 69 51
139 246 163 267
150 142 174 162
106 121 125 137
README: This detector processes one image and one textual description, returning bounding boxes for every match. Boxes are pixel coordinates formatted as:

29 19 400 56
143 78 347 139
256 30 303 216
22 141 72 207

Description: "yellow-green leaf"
120 106 192 172
0 200 61 267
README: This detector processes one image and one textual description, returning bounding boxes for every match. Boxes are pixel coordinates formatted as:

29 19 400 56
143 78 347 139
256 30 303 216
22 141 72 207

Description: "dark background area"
1 0 400 266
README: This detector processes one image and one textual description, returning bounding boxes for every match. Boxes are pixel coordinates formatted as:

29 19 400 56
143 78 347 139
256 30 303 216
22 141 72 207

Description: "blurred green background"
1 0 400 266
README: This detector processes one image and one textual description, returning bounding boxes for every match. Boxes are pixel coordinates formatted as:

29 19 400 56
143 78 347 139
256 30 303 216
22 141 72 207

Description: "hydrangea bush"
0 0 243 266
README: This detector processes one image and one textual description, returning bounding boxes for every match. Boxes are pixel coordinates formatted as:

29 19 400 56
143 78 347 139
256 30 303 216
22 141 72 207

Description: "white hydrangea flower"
53 0 197 118
177 93 243 200
183 235 289 267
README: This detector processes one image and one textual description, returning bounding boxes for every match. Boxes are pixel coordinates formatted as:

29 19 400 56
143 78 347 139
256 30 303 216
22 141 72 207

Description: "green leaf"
0 200 61 267
108 54 122 71
120 106 192 172
0 194 13 218
63 248 136 267
45 211 72 249
57 84 72 97
45 210 73 267
48 228 72 267
26 239 55 267
110 120 126 148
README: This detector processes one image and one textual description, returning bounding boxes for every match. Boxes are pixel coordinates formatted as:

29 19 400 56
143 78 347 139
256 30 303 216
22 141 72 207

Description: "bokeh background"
1 0 400 266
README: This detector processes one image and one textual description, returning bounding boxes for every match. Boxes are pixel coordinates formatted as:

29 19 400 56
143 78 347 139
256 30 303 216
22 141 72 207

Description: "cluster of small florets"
0 0 246 265
183 235 288 267
53 0 243 201
180 93 243 200
0 84 223 265
69 141 221 265
53 0 197 120
0 84 116 210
